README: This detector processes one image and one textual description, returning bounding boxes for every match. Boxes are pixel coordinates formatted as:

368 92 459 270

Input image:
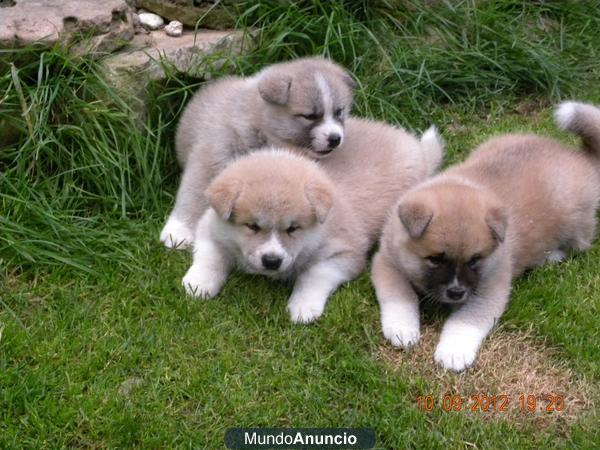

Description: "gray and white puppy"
160 57 356 249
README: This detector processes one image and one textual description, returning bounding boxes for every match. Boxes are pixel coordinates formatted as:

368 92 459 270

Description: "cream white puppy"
183 119 444 323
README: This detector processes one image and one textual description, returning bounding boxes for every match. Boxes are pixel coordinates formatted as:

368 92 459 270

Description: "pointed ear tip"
397 200 432 239
305 181 333 223
206 178 243 220
258 72 292 105
486 206 508 242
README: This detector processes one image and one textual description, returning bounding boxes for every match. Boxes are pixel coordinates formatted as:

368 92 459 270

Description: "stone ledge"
0 0 134 54
102 29 245 81
100 29 249 114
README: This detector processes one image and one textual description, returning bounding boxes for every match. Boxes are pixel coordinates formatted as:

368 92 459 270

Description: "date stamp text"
416 394 565 413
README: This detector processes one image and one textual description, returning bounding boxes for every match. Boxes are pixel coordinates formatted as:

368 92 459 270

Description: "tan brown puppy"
181 119 443 323
372 101 600 371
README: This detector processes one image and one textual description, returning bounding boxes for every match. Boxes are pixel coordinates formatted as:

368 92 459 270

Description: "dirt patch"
378 325 596 430
514 97 550 117
117 377 144 397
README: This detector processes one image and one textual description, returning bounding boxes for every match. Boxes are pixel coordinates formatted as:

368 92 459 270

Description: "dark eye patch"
425 253 447 266
334 107 344 118
422 253 481 300
467 253 482 268
424 258 456 295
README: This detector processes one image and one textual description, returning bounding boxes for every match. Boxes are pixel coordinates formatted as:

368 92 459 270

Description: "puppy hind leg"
542 217 593 264
571 218 597 252
563 210 597 253
546 249 567 263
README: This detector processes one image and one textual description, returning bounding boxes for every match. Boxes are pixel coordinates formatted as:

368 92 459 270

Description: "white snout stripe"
259 232 286 258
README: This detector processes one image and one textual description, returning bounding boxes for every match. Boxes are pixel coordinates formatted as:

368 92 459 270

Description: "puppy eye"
246 223 261 232
299 113 321 121
286 225 300 234
334 108 343 118
467 254 481 268
425 253 446 266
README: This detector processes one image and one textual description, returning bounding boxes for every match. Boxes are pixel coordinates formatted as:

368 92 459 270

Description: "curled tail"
555 101 600 158
419 125 445 176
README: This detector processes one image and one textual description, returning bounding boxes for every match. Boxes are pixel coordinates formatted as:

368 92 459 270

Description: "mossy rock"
136 0 243 29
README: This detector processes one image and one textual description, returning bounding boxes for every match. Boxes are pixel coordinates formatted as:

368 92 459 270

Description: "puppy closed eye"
297 112 322 121
286 224 300 235
467 254 482 269
246 223 261 232
425 253 447 267
334 107 344 118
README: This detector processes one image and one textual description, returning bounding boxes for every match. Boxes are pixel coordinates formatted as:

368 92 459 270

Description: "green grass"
1 1 600 448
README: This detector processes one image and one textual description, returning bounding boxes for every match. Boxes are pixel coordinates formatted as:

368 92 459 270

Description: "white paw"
160 216 193 250
382 319 421 349
546 249 566 263
182 265 223 299
287 297 326 324
434 334 480 372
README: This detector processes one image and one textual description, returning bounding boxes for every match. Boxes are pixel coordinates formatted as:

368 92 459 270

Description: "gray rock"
101 29 250 115
0 0 134 55
165 21 183 38
132 13 142 28
136 0 243 29
138 12 164 30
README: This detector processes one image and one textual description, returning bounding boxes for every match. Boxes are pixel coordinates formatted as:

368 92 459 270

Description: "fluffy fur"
372 101 600 371
182 121 444 323
160 57 356 249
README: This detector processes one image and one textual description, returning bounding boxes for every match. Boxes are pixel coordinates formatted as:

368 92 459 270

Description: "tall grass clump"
0 48 177 274
2 1 600 274
236 0 600 125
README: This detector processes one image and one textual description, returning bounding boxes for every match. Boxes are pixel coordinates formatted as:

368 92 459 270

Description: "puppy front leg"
434 277 511 372
371 252 421 349
287 259 353 324
182 211 232 299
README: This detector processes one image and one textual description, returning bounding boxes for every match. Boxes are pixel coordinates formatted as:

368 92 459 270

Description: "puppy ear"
206 178 243 221
258 69 292 106
327 64 357 90
339 69 357 90
304 182 333 224
398 201 433 239
486 206 508 243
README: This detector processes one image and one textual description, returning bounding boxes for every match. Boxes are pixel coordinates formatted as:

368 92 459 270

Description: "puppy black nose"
446 287 466 301
262 254 282 270
327 134 341 148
